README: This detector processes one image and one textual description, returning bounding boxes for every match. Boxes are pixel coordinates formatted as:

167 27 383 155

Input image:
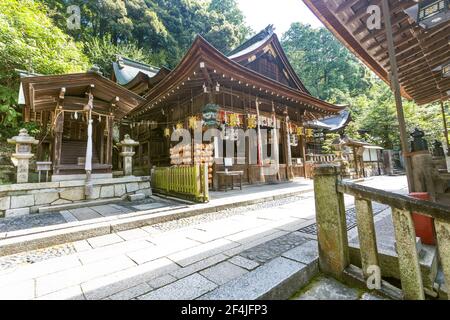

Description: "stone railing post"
7 129 39 183
117 135 139 176
314 164 349 280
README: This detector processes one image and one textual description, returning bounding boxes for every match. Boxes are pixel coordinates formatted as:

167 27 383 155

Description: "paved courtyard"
0 175 407 300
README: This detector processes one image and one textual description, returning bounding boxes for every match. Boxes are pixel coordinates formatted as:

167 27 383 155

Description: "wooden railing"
152 164 209 203
306 153 337 163
314 164 450 300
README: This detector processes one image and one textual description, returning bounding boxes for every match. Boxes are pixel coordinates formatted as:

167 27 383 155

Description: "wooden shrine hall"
19 70 144 181
124 25 346 185
16 25 347 186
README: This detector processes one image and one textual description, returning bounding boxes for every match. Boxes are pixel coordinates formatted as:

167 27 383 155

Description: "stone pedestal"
7 129 38 183
117 135 139 176
410 150 435 196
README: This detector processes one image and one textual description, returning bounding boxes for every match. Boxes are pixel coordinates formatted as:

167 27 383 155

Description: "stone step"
197 240 320 300
348 211 439 291
292 275 387 300
128 193 146 202
38 197 123 213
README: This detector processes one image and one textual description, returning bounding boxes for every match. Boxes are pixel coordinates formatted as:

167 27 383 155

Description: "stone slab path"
0 197 181 233
0 176 407 300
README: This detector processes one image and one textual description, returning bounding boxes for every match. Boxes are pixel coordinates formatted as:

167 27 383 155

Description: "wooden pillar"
53 110 64 175
353 147 359 178
244 114 251 184
298 117 306 178
284 107 293 180
271 104 280 181
106 116 114 166
255 98 265 183
99 119 105 164
440 100 450 153
23 105 31 123
381 0 414 192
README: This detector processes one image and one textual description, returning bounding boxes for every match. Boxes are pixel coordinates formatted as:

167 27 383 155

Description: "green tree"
282 23 369 102
40 0 252 68
0 0 88 140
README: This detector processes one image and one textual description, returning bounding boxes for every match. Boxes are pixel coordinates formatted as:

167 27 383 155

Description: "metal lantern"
443 62 450 78
417 0 449 29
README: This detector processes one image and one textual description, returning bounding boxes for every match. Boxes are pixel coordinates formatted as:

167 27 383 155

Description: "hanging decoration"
443 62 450 78
164 127 170 137
306 128 314 138
229 113 240 127
297 126 304 136
290 134 298 146
188 116 198 129
417 0 449 29
202 103 220 127
176 122 184 130
257 115 275 128
247 114 257 129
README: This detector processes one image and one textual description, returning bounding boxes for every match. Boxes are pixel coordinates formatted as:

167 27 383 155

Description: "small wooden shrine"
19 69 144 181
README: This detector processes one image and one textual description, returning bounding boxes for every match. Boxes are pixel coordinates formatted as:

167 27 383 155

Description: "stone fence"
314 164 450 300
0 176 151 218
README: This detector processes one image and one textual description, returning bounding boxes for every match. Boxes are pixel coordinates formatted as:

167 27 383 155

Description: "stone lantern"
117 134 139 176
7 128 39 183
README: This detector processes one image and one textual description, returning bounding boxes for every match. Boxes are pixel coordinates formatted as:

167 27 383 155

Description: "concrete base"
51 173 113 182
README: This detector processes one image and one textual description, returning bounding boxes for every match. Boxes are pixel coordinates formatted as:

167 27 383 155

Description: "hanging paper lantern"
176 122 184 130
164 127 170 137
247 115 257 129
188 116 198 129
306 128 314 138
229 113 239 127
417 0 449 29
297 126 304 136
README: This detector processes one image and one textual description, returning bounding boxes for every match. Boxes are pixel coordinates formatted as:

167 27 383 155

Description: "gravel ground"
0 212 67 233
0 243 76 271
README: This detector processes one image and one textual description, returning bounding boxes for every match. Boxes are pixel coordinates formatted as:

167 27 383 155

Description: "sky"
236 0 324 36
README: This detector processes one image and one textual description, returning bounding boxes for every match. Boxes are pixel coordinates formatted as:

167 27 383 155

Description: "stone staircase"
348 210 440 297
61 140 99 165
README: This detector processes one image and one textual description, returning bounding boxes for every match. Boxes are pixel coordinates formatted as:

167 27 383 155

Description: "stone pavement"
0 196 182 233
0 175 407 300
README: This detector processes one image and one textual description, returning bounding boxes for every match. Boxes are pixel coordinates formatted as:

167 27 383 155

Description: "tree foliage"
0 0 88 140
40 0 251 69
282 23 446 151
282 23 370 102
